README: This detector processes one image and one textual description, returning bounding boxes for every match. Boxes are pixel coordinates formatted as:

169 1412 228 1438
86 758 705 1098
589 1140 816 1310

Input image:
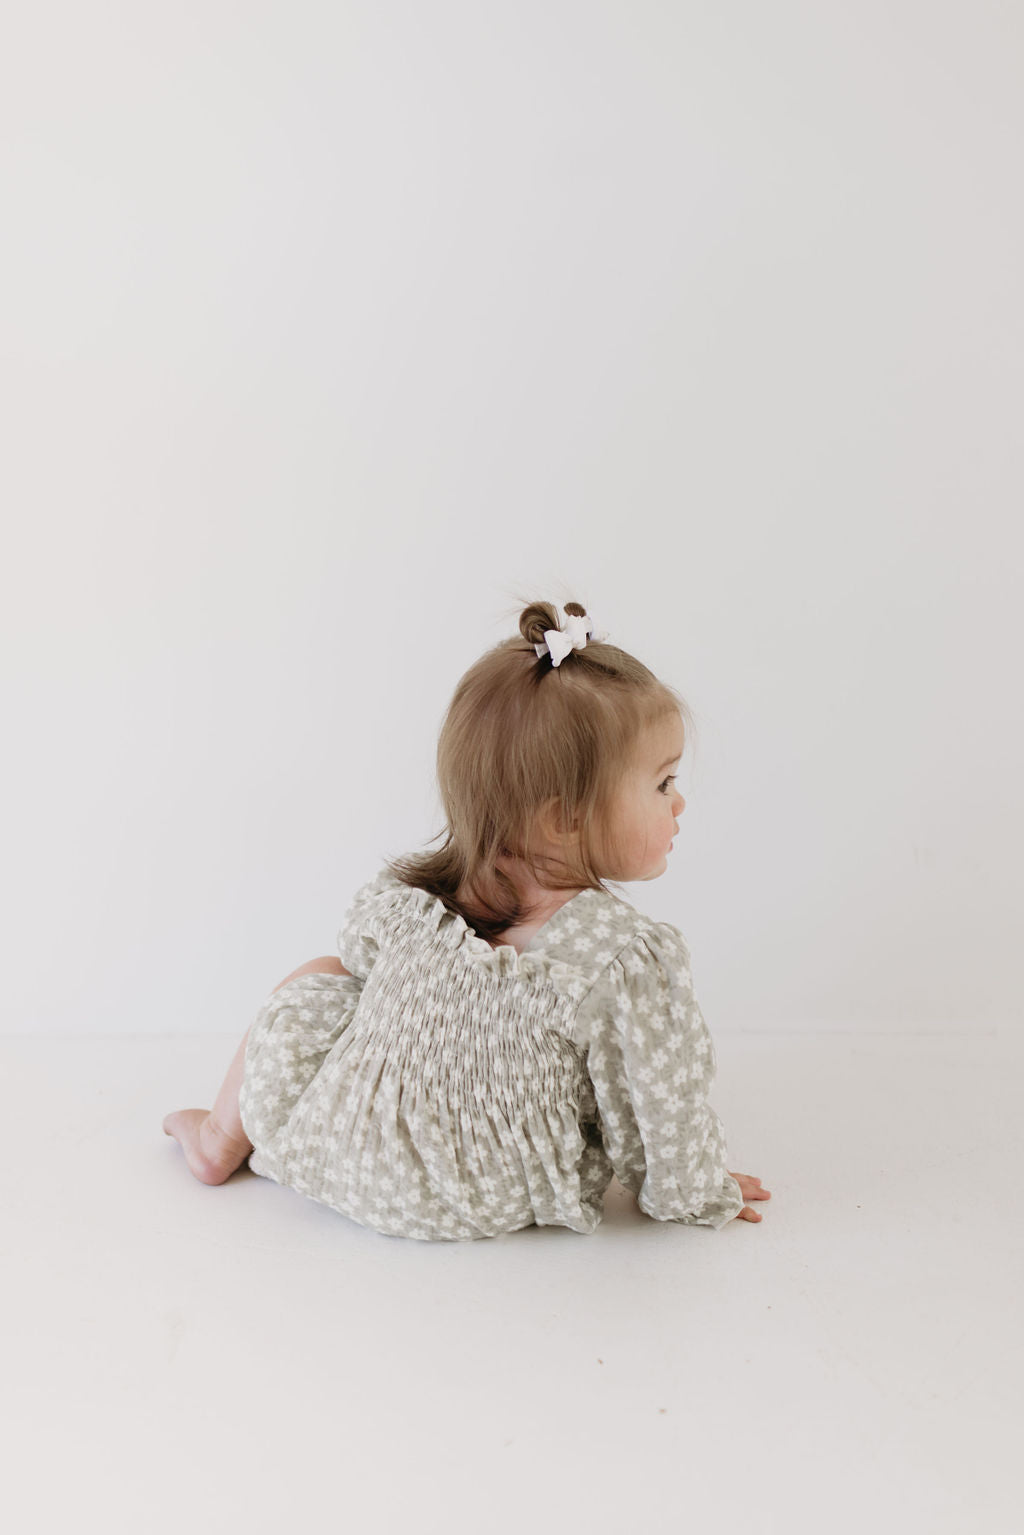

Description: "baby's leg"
163 956 346 1185
163 1027 254 1186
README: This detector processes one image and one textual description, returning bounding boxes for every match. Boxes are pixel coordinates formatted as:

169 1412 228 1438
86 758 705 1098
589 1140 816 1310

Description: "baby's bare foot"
163 1109 252 1185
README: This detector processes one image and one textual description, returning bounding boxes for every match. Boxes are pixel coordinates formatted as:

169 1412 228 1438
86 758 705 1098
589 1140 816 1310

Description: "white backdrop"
3 2 1020 1036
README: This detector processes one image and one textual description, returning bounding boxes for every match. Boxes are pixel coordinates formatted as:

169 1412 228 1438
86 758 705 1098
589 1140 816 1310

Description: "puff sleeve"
335 867 405 980
572 922 745 1229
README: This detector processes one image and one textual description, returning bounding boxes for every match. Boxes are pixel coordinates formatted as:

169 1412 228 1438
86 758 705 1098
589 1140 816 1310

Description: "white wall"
3 2 1020 1036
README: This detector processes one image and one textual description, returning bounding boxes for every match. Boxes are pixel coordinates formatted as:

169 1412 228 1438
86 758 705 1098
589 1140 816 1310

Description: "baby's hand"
728 1171 771 1223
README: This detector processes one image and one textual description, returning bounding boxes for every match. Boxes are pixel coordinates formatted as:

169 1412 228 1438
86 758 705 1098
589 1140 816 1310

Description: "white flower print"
238 870 743 1240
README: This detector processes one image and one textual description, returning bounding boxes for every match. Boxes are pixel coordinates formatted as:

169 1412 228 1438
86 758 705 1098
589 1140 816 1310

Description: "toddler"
164 599 770 1240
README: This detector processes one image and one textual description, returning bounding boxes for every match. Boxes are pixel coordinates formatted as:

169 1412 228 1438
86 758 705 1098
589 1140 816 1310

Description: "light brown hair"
384 598 691 943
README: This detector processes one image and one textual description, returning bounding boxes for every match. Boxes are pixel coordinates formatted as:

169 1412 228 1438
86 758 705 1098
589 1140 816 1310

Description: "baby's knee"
272 955 347 991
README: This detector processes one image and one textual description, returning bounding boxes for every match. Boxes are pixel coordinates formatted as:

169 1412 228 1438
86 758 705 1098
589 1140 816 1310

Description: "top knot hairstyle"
385 598 692 944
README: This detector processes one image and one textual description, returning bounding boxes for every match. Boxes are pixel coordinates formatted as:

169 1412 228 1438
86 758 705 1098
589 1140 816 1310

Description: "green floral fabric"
238 866 744 1241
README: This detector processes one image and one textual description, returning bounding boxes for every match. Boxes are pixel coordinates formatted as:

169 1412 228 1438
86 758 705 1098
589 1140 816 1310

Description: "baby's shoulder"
525 886 690 999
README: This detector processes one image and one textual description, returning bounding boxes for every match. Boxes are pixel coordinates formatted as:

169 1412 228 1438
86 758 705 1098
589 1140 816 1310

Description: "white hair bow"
534 610 609 667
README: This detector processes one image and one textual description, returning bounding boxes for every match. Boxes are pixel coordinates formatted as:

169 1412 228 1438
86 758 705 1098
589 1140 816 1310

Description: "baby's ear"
541 796 581 839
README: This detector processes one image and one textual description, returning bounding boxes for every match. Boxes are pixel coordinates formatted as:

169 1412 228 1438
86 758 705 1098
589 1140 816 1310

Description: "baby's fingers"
729 1171 772 1200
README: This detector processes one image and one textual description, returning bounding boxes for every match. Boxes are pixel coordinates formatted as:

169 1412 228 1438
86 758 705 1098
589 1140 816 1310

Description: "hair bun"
517 601 559 648
518 599 588 649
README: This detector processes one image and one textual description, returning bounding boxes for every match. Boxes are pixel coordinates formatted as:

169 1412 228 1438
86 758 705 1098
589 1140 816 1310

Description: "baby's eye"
658 775 676 794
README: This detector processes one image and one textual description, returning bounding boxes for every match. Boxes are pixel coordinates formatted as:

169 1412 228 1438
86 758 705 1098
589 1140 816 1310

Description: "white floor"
2 1028 1020 1535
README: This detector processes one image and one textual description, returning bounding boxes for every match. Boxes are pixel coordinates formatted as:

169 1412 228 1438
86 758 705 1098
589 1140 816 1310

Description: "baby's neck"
490 854 582 927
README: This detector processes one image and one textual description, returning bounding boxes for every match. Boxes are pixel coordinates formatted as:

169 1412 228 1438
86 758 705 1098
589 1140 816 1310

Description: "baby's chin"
605 847 673 883
635 854 671 882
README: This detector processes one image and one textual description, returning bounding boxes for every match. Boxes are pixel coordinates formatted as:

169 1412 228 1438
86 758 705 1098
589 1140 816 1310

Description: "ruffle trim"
372 875 626 996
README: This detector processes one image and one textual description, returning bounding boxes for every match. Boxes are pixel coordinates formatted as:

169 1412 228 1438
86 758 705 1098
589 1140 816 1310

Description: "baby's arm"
575 922 772 1229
